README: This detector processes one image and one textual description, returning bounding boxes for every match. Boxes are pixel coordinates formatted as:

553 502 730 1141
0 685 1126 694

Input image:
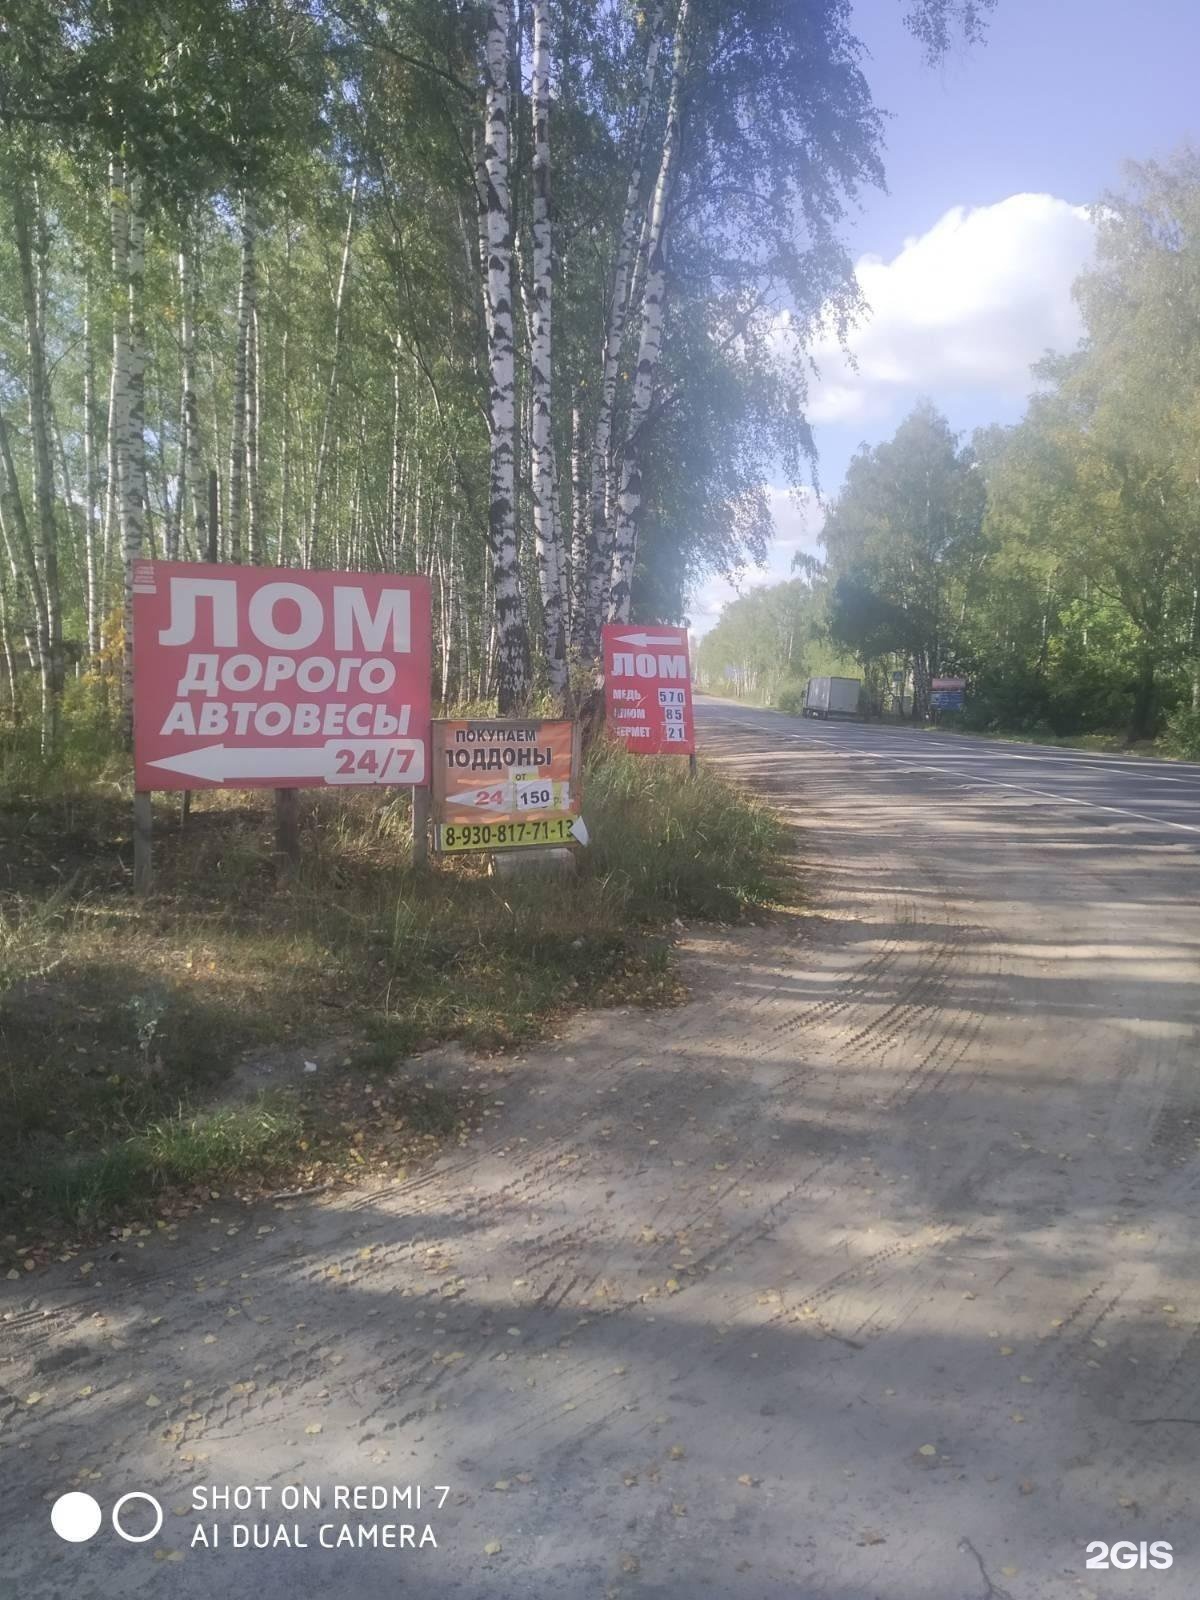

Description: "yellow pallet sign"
431 718 583 854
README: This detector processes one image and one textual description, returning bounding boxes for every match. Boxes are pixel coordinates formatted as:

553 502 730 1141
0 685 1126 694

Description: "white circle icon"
111 1491 164 1543
51 1492 103 1543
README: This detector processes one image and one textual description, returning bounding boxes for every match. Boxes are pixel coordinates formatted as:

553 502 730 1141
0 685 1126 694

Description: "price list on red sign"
601 624 695 756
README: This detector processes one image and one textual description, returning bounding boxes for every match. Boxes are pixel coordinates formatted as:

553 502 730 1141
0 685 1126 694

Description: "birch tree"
579 1 667 655
529 0 567 696
81 256 100 655
228 192 256 563
607 0 690 625
0 0 1013 744
9 159 64 748
176 218 206 559
308 175 359 565
121 169 147 737
482 0 530 711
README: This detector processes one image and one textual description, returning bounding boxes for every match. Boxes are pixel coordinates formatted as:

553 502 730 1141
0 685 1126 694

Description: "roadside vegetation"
699 152 1200 756
0 696 786 1248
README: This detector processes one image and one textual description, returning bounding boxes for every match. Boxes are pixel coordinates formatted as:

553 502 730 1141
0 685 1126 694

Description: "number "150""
1086 1540 1172 1569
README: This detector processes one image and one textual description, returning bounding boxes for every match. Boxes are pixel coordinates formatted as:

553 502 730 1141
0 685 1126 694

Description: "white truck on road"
803 675 862 719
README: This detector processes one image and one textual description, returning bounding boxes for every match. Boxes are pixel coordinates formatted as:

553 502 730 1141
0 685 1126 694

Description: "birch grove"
0 0 995 747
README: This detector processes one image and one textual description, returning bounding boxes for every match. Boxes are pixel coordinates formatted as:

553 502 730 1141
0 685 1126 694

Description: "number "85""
1086 1540 1172 1569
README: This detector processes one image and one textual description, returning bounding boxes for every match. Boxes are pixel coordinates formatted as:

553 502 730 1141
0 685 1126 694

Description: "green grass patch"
0 723 788 1241
2 1098 306 1226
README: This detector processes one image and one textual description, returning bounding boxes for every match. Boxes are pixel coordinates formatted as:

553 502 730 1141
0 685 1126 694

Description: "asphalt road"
4 702 1200 1599
697 699 1200 843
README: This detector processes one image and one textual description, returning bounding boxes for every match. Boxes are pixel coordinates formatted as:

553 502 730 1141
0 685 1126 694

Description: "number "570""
1086 1540 1172 1570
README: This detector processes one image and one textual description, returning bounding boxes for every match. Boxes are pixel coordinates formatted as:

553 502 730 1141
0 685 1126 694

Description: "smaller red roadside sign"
601 624 695 756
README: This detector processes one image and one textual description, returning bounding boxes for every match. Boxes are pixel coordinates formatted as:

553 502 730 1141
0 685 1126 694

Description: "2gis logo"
51 1490 163 1544
1086 1539 1173 1570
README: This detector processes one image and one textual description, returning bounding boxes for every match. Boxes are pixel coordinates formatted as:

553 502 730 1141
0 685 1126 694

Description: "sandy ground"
3 704 1199 1598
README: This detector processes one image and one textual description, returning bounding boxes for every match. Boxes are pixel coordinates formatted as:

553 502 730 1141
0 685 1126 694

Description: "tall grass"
584 739 786 920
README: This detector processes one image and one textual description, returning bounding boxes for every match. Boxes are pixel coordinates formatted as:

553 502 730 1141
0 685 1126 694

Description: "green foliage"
741 157 1200 745
1163 704 1200 759
774 680 809 716
1 1097 307 1226
696 571 857 705
823 401 985 714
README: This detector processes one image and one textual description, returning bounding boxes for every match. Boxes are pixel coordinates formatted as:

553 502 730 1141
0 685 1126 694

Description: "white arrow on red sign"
149 738 424 785
614 631 684 647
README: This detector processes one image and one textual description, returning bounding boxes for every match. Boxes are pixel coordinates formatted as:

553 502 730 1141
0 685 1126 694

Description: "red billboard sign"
601 624 695 755
132 561 432 790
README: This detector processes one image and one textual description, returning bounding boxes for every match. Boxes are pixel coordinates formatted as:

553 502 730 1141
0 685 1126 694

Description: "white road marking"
708 716 1200 839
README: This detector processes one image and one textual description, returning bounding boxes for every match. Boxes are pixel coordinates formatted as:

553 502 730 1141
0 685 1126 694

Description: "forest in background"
0 0 999 757
698 151 1200 753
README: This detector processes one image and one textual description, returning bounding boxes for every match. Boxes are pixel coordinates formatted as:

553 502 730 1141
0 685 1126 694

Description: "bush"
1163 704 1200 759
774 680 808 716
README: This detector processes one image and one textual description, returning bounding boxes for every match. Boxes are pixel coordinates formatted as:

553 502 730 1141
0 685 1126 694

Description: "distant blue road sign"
931 676 966 711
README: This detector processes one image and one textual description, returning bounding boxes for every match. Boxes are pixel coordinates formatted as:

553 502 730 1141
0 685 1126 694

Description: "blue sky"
690 0 1200 632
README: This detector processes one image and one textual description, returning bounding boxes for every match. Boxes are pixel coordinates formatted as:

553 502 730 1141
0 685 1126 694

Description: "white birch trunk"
178 222 206 559
529 0 567 697
228 191 255 564
12 169 63 749
0 406 47 693
579 1 667 655
247 298 262 562
569 402 587 635
108 157 132 677
474 128 495 348
0 581 16 721
82 261 100 657
276 220 294 566
102 356 118 633
608 0 690 623
120 168 147 738
483 0 530 711
308 175 359 565
389 333 404 566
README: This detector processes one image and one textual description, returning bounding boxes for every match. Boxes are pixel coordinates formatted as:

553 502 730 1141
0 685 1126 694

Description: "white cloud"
689 488 826 636
802 194 1095 425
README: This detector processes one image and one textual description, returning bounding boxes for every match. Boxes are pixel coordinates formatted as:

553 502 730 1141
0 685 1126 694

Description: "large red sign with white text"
133 561 432 790
601 623 695 755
